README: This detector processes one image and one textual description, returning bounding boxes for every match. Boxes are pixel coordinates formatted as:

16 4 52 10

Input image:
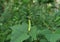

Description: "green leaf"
22 0 30 3
45 34 60 42
38 29 60 42
40 39 48 42
10 23 29 42
29 26 37 40
44 29 60 42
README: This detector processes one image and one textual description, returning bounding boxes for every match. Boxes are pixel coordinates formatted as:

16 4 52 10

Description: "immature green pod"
28 19 31 32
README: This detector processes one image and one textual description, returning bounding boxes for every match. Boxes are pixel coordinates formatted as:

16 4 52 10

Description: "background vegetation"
0 0 60 42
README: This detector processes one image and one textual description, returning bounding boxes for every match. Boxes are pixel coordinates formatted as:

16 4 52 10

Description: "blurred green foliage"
0 0 60 42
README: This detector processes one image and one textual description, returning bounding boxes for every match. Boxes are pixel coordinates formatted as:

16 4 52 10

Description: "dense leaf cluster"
0 0 60 42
